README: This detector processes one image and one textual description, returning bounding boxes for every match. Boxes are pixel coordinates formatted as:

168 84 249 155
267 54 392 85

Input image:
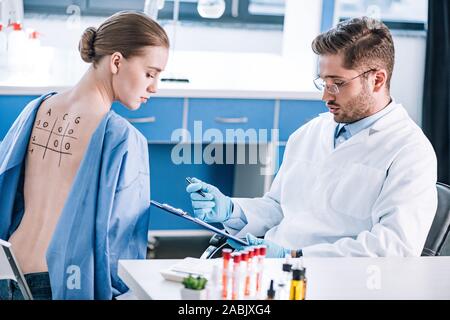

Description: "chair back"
422 182 450 256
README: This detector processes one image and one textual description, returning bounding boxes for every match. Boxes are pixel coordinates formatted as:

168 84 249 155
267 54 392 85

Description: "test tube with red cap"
231 252 241 300
256 245 267 296
240 250 249 298
254 246 261 293
244 247 255 297
222 248 232 299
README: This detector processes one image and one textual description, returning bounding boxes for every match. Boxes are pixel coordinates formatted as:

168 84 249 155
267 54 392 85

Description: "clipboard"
150 200 249 246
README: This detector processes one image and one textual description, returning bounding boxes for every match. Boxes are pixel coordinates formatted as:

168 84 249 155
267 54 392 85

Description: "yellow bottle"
289 267 306 300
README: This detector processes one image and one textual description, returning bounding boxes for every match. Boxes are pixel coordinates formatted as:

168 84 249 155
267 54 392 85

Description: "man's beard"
335 83 377 123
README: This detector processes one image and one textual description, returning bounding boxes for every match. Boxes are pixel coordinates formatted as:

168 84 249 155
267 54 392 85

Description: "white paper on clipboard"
150 200 249 246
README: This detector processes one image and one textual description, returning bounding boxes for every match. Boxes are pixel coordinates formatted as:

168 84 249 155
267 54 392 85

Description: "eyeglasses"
313 69 376 95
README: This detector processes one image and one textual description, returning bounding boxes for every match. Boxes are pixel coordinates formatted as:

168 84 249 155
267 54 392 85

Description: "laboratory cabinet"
187 98 275 143
0 94 325 230
112 98 184 143
0 95 38 139
278 99 328 142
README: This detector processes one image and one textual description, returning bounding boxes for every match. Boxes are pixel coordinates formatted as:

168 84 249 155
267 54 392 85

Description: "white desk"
118 257 450 300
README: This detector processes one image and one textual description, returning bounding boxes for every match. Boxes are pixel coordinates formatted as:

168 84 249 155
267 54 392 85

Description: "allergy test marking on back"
29 108 81 167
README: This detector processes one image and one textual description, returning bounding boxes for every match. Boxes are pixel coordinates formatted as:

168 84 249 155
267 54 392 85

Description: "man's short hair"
312 16 395 90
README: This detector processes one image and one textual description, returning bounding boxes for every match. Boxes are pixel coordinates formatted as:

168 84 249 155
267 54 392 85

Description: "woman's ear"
110 52 123 75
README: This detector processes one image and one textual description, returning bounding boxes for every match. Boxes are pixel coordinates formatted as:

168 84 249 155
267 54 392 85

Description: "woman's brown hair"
79 11 169 66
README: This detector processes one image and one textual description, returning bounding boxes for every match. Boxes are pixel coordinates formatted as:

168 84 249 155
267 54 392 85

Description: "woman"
0 11 169 299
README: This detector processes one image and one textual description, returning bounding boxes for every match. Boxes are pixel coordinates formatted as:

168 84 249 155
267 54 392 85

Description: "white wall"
163 23 283 54
390 32 427 126
282 0 323 80
24 14 283 55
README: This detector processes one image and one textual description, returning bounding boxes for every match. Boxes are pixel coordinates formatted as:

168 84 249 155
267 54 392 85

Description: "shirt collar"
335 98 396 139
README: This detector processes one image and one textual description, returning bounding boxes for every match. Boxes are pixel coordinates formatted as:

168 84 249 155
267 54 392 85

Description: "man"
186 17 437 257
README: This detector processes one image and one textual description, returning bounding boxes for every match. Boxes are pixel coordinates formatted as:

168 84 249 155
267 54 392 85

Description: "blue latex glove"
227 233 292 258
186 177 233 223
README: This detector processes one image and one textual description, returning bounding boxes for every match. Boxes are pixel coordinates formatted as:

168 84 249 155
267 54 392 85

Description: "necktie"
335 125 348 148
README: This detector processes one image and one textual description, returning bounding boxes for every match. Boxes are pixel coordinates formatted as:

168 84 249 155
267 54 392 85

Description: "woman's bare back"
8 91 109 273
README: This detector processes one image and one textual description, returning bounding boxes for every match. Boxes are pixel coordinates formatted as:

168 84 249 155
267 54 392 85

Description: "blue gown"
0 93 150 299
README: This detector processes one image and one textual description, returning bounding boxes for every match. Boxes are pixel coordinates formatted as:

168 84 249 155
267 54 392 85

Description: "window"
335 0 428 31
248 0 284 16
140 0 285 28
23 0 145 15
24 0 286 29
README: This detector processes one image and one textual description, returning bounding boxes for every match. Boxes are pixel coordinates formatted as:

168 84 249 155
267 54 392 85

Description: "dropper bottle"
207 264 222 300
277 254 292 300
266 279 276 300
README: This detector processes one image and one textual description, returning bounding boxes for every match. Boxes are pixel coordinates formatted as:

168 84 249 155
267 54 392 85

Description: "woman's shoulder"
105 112 148 149
19 92 57 116
104 112 149 177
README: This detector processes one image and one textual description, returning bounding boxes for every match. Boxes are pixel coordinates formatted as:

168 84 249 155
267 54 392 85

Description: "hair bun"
79 27 97 63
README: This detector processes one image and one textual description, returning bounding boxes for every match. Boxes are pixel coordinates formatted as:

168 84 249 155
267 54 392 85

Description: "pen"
186 177 206 197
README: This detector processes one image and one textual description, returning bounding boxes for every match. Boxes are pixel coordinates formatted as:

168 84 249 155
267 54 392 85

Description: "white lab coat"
232 102 437 257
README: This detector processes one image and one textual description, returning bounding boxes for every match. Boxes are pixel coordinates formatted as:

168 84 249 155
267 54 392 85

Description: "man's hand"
227 233 292 258
186 177 233 223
